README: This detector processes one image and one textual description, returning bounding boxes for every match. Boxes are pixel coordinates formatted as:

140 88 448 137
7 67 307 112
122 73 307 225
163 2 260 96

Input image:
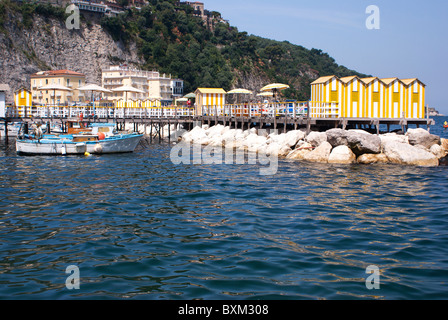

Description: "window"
331 78 337 91
394 81 399 93
373 80 379 93
413 82 419 93
352 79 358 92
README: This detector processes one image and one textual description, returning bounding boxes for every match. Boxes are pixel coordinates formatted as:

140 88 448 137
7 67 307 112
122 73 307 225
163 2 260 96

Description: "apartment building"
30 70 86 105
101 65 184 105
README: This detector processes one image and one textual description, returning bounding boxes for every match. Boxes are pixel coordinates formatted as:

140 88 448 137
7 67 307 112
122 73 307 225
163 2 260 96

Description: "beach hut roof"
14 86 31 94
339 76 360 84
310 75 337 85
195 88 227 94
401 78 426 87
360 77 379 85
380 78 400 85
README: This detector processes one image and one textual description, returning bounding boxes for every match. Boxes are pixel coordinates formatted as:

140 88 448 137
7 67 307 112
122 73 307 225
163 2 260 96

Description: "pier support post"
283 115 287 134
3 120 8 143
168 119 171 142
306 104 311 134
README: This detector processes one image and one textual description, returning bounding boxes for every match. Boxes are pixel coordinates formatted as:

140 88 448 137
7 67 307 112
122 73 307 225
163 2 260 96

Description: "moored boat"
16 123 143 155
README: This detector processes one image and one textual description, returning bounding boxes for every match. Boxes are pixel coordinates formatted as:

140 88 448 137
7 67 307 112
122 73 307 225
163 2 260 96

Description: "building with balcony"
177 1 229 30
171 79 184 100
30 70 86 106
70 0 147 16
101 65 184 105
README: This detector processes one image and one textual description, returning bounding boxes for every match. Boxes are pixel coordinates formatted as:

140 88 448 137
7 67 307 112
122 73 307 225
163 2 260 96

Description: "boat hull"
16 134 143 155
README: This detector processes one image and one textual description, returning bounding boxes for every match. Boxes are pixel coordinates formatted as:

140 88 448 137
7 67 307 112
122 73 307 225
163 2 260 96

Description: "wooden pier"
0 102 436 142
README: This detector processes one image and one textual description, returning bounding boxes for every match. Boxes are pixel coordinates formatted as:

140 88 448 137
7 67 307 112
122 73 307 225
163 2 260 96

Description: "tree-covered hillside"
0 0 368 101
100 0 368 100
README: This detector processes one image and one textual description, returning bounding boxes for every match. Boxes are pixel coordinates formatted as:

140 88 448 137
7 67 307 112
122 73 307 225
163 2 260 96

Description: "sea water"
1 117 448 300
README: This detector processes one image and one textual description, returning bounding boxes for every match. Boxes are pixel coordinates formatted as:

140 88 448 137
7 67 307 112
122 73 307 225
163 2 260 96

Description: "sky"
204 0 448 114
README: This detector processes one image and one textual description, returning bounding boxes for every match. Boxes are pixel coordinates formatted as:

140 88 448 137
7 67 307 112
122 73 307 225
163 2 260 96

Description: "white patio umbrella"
260 83 290 101
227 88 253 104
111 85 146 114
183 93 196 99
37 84 72 107
175 97 188 104
78 84 112 116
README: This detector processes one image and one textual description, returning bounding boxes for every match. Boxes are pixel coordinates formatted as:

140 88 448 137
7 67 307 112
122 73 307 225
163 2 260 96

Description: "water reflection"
1 140 448 299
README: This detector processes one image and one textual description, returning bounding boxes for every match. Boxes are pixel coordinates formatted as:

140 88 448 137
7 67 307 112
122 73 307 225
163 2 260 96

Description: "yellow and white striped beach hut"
143 99 162 108
310 75 342 118
310 75 426 120
401 78 426 119
339 76 366 118
195 88 226 115
14 87 33 117
380 78 407 119
360 77 385 118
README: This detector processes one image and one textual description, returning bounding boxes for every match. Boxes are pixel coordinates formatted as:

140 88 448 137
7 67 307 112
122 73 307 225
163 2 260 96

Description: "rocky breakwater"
180 125 448 167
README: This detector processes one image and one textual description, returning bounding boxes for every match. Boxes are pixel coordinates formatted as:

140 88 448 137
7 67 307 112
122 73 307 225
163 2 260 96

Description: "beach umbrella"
227 88 253 104
111 86 146 113
78 84 112 116
176 97 188 104
184 92 196 99
37 84 72 107
260 83 290 101
227 88 253 94
111 85 146 96
260 83 290 92
78 83 112 93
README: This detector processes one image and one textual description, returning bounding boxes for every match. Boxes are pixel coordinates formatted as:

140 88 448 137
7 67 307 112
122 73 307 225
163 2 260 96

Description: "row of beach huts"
190 76 427 120
2 75 427 121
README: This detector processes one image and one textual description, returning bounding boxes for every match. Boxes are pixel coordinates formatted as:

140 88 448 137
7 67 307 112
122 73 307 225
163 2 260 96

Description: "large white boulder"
206 124 227 137
406 128 441 149
284 130 306 148
326 128 349 147
326 129 381 155
182 126 208 144
357 153 389 165
304 141 333 163
430 144 445 159
346 130 381 156
382 140 439 167
306 131 328 147
380 133 409 149
328 145 357 164
286 142 314 160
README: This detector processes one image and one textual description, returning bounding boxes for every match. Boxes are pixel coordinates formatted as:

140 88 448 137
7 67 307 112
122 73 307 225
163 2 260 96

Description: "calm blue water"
1 117 448 300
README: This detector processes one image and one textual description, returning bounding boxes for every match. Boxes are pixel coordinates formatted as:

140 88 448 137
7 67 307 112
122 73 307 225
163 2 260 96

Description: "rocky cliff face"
0 11 142 101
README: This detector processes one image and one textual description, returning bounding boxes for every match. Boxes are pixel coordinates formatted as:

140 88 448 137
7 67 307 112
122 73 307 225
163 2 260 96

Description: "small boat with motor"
16 122 143 155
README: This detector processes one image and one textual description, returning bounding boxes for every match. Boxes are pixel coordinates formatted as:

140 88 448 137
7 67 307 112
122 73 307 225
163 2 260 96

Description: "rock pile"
180 125 448 167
